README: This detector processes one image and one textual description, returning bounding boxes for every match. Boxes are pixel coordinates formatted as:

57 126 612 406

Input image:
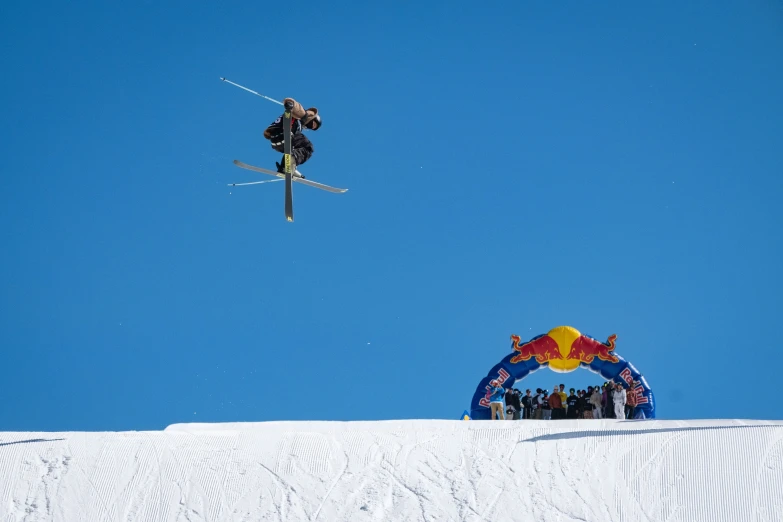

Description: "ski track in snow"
0 420 782 521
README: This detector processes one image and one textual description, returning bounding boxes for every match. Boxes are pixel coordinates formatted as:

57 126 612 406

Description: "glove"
264 115 283 140
283 97 307 119
265 127 285 147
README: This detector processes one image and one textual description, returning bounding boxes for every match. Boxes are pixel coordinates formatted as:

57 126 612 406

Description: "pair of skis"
229 101 347 222
231 161 348 194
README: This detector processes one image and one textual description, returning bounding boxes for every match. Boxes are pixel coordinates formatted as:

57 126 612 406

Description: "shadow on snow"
522 424 778 443
0 438 65 447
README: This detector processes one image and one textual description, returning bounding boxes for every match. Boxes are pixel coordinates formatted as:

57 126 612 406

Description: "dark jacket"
566 394 579 418
531 394 541 410
506 390 522 411
264 115 314 166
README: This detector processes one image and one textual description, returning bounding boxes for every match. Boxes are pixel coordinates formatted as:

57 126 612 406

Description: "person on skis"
263 97 322 178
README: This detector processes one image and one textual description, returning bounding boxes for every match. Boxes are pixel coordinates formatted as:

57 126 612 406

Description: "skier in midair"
263 97 322 178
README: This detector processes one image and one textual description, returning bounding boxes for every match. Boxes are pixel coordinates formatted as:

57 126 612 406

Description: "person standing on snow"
508 389 523 420
521 389 533 419
504 388 516 420
263 97 322 176
612 383 627 419
488 380 506 420
603 383 614 418
558 384 568 419
541 391 552 420
548 387 563 419
625 386 638 419
590 387 603 419
531 389 542 419
566 389 579 419
581 388 592 419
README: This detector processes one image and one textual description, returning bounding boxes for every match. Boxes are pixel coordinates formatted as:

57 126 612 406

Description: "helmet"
305 108 321 130
308 113 322 130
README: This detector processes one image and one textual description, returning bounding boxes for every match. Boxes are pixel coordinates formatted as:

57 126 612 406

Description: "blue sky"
1 2 781 431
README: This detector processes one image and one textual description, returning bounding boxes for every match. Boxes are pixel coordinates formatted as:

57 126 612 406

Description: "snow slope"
1 419 782 521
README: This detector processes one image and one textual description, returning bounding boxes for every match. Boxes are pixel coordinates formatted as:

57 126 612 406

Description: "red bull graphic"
567 333 620 364
510 334 562 364
618 367 649 404
469 325 655 419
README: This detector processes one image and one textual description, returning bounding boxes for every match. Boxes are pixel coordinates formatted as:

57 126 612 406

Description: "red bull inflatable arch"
470 326 656 419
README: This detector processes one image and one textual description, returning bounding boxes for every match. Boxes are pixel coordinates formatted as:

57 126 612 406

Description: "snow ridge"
1 419 782 521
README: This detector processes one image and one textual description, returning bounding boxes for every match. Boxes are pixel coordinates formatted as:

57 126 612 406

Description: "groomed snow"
1 419 782 521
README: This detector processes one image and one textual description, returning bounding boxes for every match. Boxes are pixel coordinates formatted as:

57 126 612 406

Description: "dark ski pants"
273 134 314 167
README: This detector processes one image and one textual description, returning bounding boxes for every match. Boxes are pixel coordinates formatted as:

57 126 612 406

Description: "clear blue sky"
1 2 781 431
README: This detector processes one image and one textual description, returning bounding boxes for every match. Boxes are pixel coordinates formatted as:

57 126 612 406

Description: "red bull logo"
509 326 620 372
510 334 562 364
619 367 649 404
567 333 620 364
619 368 636 386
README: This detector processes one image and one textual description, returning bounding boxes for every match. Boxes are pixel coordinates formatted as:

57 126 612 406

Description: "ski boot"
276 160 305 179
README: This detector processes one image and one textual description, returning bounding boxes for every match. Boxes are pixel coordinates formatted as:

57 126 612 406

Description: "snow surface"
1 419 782 521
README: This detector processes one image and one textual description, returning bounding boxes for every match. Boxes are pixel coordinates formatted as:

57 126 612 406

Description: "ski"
233 160 349 194
283 101 295 222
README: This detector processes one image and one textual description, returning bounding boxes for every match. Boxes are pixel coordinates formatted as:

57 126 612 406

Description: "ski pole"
220 77 283 106
228 179 284 187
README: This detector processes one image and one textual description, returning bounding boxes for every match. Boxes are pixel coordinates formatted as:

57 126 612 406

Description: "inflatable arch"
469 326 656 419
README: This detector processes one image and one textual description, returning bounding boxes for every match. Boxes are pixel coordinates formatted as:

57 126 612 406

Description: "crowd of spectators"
487 380 638 420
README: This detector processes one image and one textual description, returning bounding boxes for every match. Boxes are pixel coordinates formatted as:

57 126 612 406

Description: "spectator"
558 384 568 419
625 386 637 419
489 380 505 420
580 390 592 419
541 391 552 420
612 382 627 419
507 389 522 420
567 389 579 419
603 383 614 419
583 387 594 419
504 388 515 419
548 387 562 419
521 389 533 419
532 389 542 419
514 389 524 419
590 387 603 419
576 390 587 418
